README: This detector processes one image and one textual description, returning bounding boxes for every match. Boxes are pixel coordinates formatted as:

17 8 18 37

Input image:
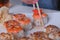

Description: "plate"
0 5 60 33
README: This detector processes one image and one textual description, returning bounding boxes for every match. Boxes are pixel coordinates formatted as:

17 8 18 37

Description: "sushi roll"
45 25 59 34
42 13 48 24
19 17 32 31
33 11 41 27
0 33 15 40
18 37 28 40
0 6 13 23
45 25 60 39
4 20 25 38
13 14 32 31
48 31 60 40
28 32 52 40
55 31 60 40
13 14 26 20
33 9 48 27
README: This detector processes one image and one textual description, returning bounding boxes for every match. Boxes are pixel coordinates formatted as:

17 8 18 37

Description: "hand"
21 0 38 4
5 2 13 8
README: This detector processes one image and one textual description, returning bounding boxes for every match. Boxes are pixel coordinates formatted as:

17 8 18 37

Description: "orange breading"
4 20 23 33
18 18 31 25
42 13 47 18
13 14 26 20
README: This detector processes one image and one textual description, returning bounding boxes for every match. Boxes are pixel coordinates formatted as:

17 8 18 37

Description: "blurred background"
58 0 60 10
10 0 60 10
10 0 22 5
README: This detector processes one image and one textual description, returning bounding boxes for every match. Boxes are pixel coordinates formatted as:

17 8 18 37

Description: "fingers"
21 0 38 4
21 0 33 4
33 0 38 4
25 0 34 4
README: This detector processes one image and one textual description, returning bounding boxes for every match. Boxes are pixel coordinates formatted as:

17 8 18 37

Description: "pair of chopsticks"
33 2 44 27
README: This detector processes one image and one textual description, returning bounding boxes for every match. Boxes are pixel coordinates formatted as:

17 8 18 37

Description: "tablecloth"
0 5 60 33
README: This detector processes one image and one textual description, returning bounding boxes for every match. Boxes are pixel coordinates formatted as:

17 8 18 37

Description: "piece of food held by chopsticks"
4 20 25 38
13 14 32 31
0 6 12 23
33 4 48 27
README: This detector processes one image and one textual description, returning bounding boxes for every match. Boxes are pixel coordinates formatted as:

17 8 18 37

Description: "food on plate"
33 9 48 27
4 20 20 28
19 37 33 40
0 33 15 40
45 25 60 40
13 14 26 20
33 9 42 14
19 17 32 31
19 37 28 40
48 31 60 40
55 31 60 40
42 13 48 24
13 14 32 31
0 6 12 23
28 32 52 40
4 20 25 37
19 35 53 40
45 25 59 34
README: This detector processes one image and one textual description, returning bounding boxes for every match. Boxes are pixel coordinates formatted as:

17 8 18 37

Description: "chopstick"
36 2 44 27
33 4 35 9
33 4 41 26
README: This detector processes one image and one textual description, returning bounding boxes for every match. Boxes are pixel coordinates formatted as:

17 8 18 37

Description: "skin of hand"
0 10 2 20
21 0 38 4
5 2 13 8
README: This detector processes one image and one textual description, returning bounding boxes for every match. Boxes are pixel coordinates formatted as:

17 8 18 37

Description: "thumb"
35 0 38 2
33 0 38 4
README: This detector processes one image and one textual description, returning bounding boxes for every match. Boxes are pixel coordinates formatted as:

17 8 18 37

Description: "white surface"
9 5 60 27
0 5 60 33
0 24 7 33
9 5 60 34
10 0 22 5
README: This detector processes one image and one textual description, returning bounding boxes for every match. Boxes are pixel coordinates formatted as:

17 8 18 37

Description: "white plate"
0 5 60 33
9 5 60 27
9 5 60 35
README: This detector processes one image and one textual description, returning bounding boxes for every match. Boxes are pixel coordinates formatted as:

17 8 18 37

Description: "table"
9 5 60 27
9 5 60 34
0 5 60 33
